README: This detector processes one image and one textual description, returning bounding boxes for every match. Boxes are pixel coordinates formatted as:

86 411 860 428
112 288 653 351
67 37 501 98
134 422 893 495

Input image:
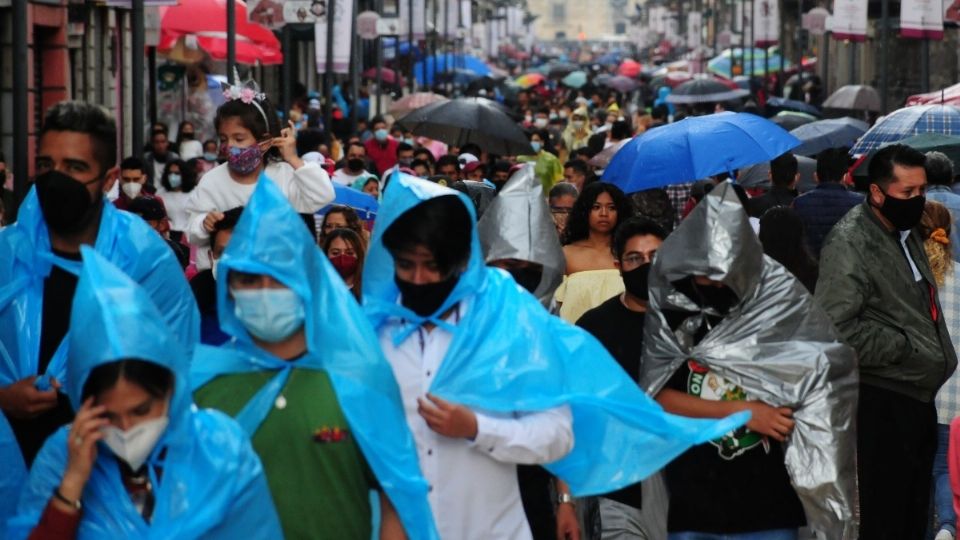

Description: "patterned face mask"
226 144 263 175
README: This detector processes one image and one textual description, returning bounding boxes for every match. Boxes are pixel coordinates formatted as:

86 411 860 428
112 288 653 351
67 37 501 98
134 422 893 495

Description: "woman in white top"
176 120 204 161
184 81 334 268
159 160 194 236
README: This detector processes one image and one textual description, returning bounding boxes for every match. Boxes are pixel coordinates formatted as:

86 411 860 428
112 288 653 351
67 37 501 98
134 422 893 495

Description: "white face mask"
122 182 143 200
572 120 585 130
534 118 549 128
102 415 169 471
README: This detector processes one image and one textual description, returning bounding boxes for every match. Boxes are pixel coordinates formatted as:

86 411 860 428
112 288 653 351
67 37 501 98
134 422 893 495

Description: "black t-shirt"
7 249 80 465
661 311 806 533
576 294 647 509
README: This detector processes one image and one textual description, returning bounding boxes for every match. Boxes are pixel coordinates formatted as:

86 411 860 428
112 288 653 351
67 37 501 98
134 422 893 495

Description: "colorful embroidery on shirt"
313 426 349 443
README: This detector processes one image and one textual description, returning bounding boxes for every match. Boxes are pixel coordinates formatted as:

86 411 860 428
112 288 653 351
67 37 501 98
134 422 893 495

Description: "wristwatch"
557 492 575 506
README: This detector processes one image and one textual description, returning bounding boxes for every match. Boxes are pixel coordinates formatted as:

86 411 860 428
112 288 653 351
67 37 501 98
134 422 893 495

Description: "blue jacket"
926 185 960 263
9 249 281 539
363 172 748 496
792 182 863 258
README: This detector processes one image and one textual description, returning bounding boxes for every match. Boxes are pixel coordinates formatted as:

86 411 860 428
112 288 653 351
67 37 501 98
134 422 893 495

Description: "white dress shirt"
379 300 574 540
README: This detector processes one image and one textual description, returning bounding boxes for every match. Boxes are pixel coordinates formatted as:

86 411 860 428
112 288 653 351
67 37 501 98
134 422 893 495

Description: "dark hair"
120 156 146 173
460 143 483 158
651 104 670 121
565 158 589 176
587 133 607 157
758 207 819 292
370 116 387 128
323 228 366 300
816 147 850 183
81 359 174 402
215 96 282 162
770 152 799 187
530 128 556 155
410 159 430 173
613 216 667 259
492 160 512 174
571 147 594 161
161 159 197 193
174 120 195 147
211 206 244 248
41 101 117 174
396 142 414 156
436 154 460 171
562 182 633 245
868 143 927 188
925 151 955 186
203 139 219 151
382 195 472 276
321 205 365 239
611 120 631 141
413 148 435 165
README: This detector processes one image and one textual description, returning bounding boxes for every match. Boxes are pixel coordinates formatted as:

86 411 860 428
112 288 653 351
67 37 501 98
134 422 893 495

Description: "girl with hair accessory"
184 74 334 269
921 201 960 540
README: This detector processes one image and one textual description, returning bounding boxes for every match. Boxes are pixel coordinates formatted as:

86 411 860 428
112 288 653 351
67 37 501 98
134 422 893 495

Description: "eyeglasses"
550 206 573 215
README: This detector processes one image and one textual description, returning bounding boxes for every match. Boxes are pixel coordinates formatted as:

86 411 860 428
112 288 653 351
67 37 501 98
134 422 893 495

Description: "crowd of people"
0 68 959 540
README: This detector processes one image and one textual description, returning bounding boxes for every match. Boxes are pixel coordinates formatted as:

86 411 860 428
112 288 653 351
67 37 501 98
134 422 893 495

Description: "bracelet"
557 492 575 507
53 488 82 511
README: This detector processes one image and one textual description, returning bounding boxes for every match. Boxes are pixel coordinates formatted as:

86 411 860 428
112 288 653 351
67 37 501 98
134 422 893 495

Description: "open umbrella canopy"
907 82 960 106
766 97 822 117
396 98 533 156
789 118 870 156
738 154 818 192
361 67 404 86
666 77 750 104
707 48 792 78
650 71 693 90
588 138 634 169
852 133 960 178
602 112 800 193
515 72 546 89
538 61 579 78
823 85 882 112
318 185 380 223
851 104 960 154
159 0 282 65
617 59 642 78
435 69 484 87
602 75 641 93
388 92 449 118
562 70 588 89
771 111 818 130
414 54 491 85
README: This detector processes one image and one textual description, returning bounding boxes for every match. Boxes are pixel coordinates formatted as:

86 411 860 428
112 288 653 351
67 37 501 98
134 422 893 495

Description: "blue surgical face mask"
374 129 389 142
403 138 415 146
203 152 218 162
530 141 542 153
167 173 182 189
231 288 305 343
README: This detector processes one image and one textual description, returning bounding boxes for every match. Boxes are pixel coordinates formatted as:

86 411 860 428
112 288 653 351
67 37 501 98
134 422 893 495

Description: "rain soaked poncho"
363 172 749 496
639 182 858 539
189 179 438 540
478 164 565 306
516 149 564 192
8 248 281 539
0 188 199 524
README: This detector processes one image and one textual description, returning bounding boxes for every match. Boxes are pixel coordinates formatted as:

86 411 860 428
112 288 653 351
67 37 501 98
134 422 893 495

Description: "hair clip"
220 68 271 129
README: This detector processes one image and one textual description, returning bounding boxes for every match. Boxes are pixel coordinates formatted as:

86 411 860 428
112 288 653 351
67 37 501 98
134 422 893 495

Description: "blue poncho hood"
363 172 750 495
9 249 281 539
189 179 437 540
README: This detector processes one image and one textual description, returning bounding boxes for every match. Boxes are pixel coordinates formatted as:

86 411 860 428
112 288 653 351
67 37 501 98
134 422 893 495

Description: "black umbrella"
396 98 533 156
665 78 749 104
547 62 580 78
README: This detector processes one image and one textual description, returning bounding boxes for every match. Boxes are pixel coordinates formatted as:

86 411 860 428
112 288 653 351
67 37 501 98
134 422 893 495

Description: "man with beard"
0 101 198 524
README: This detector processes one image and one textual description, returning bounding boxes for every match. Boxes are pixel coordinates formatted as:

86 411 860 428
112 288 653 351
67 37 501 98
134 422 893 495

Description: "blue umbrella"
414 54 491 86
789 118 870 156
707 48 792 78
317 184 379 223
601 112 801 193
850 104 960 155
766 97 822 117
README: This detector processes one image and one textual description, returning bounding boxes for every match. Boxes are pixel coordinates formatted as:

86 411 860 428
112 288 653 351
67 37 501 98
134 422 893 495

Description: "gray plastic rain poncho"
478 164 565 305
639 182 859 539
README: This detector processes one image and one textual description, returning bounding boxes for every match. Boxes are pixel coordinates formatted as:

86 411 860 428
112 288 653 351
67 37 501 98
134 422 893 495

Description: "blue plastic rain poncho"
363 172 750 496
189 179 438 540
8 248 281 539
0 188 200 523
654 86 676 116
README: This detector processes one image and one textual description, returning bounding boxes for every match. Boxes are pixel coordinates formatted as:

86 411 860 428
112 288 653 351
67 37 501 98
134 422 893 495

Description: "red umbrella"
158 0 283 65
362 67 405 86
617 59 642 78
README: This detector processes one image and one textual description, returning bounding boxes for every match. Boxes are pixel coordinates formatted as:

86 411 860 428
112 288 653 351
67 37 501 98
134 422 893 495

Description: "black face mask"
876 190 925 231
180 132 194 140
347 158 366 172
692 282 740 315
621 263 651 301
34 170 102 236
507 266 543 293
396 273 459 317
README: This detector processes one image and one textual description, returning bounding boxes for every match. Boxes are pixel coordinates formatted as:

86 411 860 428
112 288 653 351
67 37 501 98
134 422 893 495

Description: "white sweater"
185 160 334 250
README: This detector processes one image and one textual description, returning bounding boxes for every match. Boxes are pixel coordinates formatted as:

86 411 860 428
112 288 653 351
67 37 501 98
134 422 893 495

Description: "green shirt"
194 368 374 540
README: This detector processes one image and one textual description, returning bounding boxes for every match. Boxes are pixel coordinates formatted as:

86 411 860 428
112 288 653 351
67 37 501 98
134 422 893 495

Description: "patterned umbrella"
515 72 546 89
850 105 960 154
388 92 449 118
